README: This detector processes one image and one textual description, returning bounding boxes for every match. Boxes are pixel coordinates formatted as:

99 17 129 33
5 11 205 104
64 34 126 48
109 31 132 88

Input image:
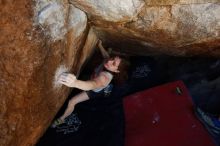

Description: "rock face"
71 0 220 56
0 1 96 146
70 0 145 22
0 0 220 146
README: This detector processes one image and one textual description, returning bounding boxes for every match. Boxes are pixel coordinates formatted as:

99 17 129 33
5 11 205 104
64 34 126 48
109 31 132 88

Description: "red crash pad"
124 81 215 146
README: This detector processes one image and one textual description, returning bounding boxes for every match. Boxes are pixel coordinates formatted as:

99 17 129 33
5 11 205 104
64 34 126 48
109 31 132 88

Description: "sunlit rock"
70 0 145 22
34 0 69 41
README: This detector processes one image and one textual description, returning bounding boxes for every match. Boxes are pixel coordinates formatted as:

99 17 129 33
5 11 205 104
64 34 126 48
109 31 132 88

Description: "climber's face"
104 56 121 73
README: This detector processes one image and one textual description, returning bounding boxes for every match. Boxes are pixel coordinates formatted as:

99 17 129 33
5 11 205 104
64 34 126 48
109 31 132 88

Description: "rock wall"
0 1 97 146
71 0 220 56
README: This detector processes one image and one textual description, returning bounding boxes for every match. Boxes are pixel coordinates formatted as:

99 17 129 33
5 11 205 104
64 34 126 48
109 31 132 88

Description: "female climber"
52 40 129 127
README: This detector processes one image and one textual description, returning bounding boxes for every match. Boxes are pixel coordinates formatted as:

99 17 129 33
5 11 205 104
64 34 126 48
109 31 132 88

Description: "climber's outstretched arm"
98 40 110 59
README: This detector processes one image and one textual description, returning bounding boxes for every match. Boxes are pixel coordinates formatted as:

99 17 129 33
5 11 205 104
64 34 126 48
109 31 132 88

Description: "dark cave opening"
37 48 220 146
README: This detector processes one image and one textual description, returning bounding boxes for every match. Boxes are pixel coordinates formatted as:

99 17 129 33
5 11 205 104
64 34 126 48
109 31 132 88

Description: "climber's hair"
108 52 130 85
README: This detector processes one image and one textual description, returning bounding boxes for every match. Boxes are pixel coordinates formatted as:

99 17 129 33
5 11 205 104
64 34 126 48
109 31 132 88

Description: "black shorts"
86 89 112 100
86 90 105 100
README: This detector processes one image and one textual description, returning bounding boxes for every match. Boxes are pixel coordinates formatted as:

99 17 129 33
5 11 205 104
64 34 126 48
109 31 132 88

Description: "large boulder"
71 0 220 56
0 1 95 146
